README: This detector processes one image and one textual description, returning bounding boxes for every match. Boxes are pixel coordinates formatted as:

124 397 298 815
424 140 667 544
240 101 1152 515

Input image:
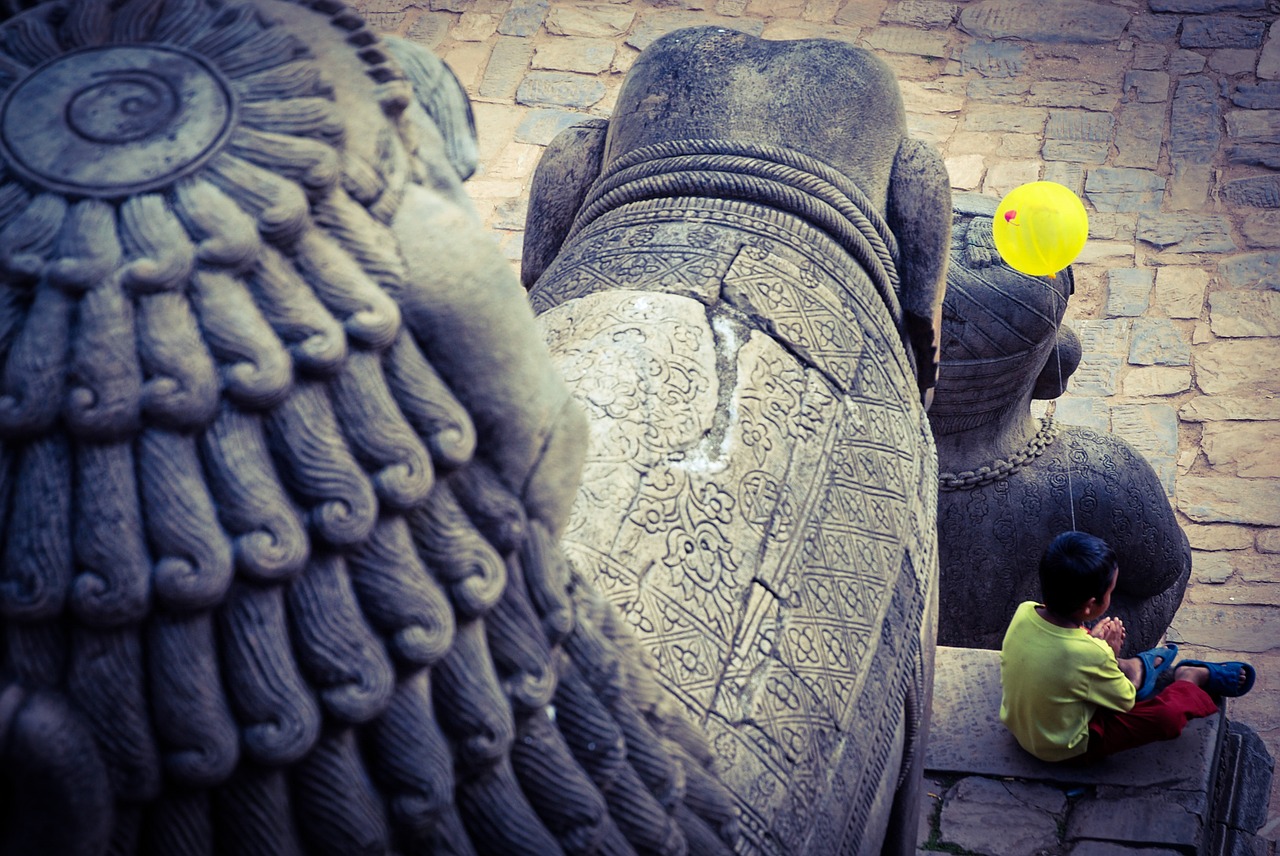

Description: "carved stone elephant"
930 193 1191 654
0 2 739 854
524 28 951 855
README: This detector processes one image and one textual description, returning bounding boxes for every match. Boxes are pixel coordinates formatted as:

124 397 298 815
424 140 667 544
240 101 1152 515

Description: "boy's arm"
1079 643 1137 713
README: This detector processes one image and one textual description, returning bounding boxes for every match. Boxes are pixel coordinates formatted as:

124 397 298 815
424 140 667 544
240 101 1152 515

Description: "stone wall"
356 0 1280 832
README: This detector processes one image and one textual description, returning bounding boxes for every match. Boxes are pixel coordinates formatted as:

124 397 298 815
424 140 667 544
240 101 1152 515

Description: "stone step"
920 646 1274 855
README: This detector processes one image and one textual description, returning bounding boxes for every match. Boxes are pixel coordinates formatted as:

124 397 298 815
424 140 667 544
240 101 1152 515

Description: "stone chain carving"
938 416 1059 491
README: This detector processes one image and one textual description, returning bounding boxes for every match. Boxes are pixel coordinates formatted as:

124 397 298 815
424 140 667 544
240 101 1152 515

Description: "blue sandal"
1134 643 1178 701
1177 659 1257 698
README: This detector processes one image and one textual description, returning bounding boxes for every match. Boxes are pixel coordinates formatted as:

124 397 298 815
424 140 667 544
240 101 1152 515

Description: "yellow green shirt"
999 600 1136 762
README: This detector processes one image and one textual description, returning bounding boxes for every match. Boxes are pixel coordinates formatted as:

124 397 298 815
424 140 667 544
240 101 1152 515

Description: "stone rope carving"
0 2 739 854
937 416 1059 491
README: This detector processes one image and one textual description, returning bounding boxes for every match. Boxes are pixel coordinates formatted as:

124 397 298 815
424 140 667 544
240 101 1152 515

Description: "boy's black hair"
1039 531 1117 616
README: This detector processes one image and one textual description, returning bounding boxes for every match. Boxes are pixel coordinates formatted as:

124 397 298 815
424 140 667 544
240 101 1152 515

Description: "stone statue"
524 27 951 855
931 193 1191 654
0 2 739 854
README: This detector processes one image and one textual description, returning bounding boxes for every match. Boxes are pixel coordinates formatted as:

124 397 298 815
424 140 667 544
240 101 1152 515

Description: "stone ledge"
926 646 1224 790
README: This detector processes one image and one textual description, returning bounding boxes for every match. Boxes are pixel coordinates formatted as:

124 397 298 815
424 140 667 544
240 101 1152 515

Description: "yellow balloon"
991 181 1089 277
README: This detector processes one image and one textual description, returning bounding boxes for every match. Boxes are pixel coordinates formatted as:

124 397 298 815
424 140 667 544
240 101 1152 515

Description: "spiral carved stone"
1 45 235 196
0 2 739 854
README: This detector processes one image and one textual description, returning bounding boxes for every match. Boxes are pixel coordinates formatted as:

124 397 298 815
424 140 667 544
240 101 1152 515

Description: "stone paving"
354 0 1280 849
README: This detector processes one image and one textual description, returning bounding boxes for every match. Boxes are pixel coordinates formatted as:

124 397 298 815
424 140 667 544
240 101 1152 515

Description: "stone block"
881 0 960 27
939 777 1066 856
626 11 763 51
498 0 549 36
452 11 499 41
1261 20 1280 80
862 25 950 57
1258 529 1280 553
441 41 492 91
1122 69 1170 103
1084 168 1166 214
1067 843 1184 856
406 11 451 49
834 0 890 27
760 20 863 42
1106 269 1153 317
1230 82 1280 110
1167 162 1212 211
1069 353 1124 396
514 109 591 146
1221 176 1280 209
1137 214 1237 254
1183 522 1256 551
1214 722 1276 833
1194 550 1236 584
1227 109 1280 143
898 79 966 114
1210 290 1280 338
1168 601 1280 650
532 37 615 74
1218 251 1280 289
926 647 1223 788
1031 82 1120 111
1121 366 1191 397
545 5 636 38
1128 318 1190 366
1202 421 1280 478
961 42 1028 80
1054 396 1112 431
1209 48 1259 75
1132 43 1169 71
1180 15 1267 49
1170 48 1209 75
1111 403 1179 462
478 37 535 101
1044 162 1085 195
1241 211 1280 249
515 72 606 110
1154 267 1210 318
983 160 1042 200
1177 394 1280 419
1114 102 1165 168
1130 15 1182 43
1076 317 1132 356
958 0 1131 44
1177 477 1280 525
1043 110 1115 163
1150 0 1266 9
1171 76 1222 164
962 105 1049 134
946 154 985 190
1195 340 1280 395
1067 792 1205 848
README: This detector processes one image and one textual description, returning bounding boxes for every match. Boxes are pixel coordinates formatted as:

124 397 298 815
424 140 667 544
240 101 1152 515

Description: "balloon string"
1052 293 1078 533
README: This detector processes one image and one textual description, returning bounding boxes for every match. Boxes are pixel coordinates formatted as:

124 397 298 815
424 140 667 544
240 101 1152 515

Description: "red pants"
1079 680 1219 761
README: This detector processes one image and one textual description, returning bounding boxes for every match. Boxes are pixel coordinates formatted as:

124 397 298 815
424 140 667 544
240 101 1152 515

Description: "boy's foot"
1132 643 1178 701
1173 659 1256 698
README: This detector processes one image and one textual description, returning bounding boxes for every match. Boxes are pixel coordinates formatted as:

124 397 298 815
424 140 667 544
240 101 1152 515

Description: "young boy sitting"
1000 530 1256 763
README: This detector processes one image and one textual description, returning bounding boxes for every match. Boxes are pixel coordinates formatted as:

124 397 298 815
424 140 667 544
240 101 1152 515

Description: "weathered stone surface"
1137 214 1237 253
1221 175 1280 209
1184 522 1256 551
938 777 1065 856
1114 102 1165 168
545 4 636 37
959 40 1026 78
1128 319 1190 366
1031 82 1120 111
1153 268 1207 320
862 25 950 57
1130 14 1183 44
1210 290 1280 337
961 105 1048 134
1169 601 1280 649
1171 75 1222 165
1228 142 1280 169
1181 395 1280 421
1196 340 1280 394
1150 0 1266 9
1241 211 1280 249
1084 168 1166 214
1210 48 1261 75
1106 269 1154 317
625 11 764 51
1122 366 1192 396
1219 251 1280 290
946 154 985 189
452 10 499 41
1068 793 1205 848
1055 395 1112 430
1261 20 1280 80
478 36 535 100
406 11 451 48
1043 161 1085 195
1132 42 1169 71
1123 69 1171 103
898 79 966 114
1067 843 1184 856
1178 478 1280 525
927 647 1223 787
1258 529 1280 553
497 0 549 36
881 0 959 27
1043 110 1114 163
515 71 606 109
983 160 1042 199
1112 403 1179 463
1202 421 1280 477
1170 47 1210 75
1180 15 1267 49
1227 109 1280 142
1215 723 1276 835
958 0 1130 45
532 37 615 74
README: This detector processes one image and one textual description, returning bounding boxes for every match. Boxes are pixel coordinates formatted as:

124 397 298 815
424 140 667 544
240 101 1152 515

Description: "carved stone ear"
383 35 479 182
886 137 952 405
521 120 608 290
1032 323 1082 400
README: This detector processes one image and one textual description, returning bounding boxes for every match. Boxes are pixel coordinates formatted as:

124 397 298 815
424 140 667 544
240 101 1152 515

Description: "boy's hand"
1089 616 1126 655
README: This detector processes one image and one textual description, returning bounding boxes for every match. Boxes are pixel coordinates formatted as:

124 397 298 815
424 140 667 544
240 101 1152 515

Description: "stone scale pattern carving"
0 1 738 854
527 28 947 855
